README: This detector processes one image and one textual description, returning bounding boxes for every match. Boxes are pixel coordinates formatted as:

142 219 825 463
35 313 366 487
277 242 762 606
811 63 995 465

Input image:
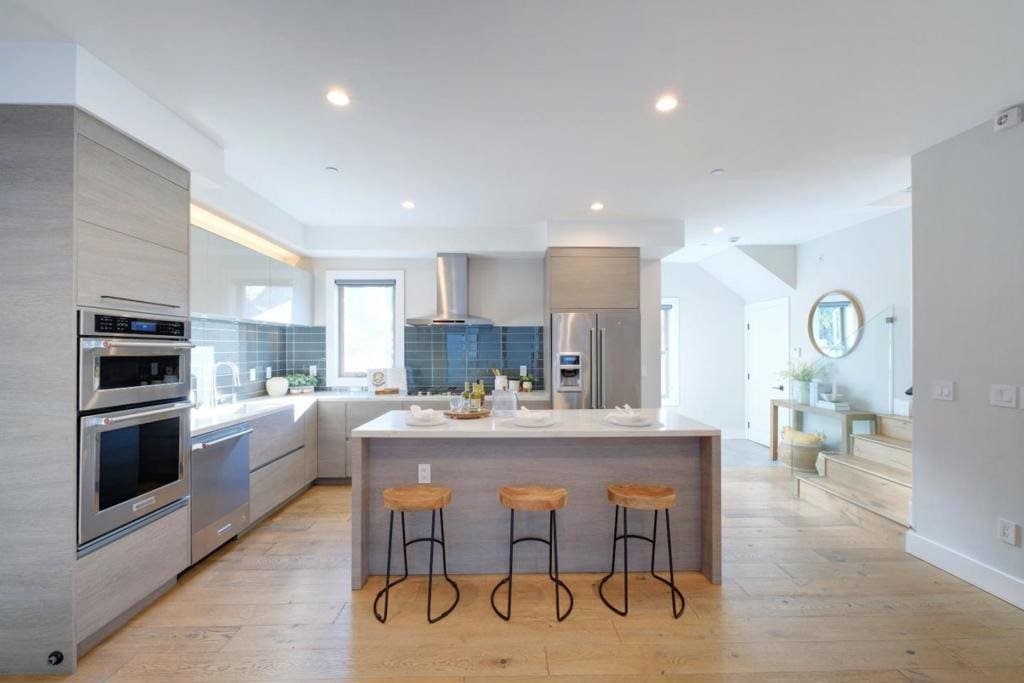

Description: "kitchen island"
350 409 720 589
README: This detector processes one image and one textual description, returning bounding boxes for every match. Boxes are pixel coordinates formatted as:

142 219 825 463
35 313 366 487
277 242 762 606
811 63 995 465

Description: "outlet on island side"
418 464 431 484
998 519 1020 546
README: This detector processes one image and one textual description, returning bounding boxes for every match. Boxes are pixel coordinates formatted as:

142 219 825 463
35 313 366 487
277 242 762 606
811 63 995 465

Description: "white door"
745 298 789 445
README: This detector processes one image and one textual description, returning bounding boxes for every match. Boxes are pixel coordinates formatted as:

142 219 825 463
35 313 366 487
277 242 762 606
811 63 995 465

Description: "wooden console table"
769 399 875 461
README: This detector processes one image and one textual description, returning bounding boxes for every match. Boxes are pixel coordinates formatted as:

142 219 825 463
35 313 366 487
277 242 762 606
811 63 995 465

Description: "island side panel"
359 437 703 577
350 437 369 589
700 434 722 584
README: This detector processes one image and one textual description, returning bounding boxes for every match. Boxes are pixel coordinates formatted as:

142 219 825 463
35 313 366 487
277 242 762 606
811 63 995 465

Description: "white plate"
605 414 655 427
405 415 447 427
513 416 558 428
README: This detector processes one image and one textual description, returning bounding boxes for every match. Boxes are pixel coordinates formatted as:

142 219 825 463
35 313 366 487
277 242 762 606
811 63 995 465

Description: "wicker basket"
779 439 822 473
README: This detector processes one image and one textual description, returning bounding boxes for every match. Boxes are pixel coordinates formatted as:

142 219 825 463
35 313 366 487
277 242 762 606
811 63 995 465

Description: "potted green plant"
287 373 317 394
779 361 825 404
521 373 534 392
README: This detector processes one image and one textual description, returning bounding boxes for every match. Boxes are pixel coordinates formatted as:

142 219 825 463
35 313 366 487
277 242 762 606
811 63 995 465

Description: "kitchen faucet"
211 360 241 406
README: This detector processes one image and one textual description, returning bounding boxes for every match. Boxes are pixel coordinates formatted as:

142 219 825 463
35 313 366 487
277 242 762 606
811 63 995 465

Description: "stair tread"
853 432 912 451
822 454 912 487
797 475 910 527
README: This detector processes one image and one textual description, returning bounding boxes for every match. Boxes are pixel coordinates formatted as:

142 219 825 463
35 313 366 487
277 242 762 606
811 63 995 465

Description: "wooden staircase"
796 414 912 535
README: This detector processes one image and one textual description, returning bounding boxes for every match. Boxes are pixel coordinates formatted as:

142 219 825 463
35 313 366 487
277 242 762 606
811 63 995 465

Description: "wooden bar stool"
490 484 573 621
598 483 685 618
373 484 459 624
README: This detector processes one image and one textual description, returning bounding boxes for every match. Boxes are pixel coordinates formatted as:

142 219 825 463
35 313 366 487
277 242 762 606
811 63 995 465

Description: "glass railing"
781 305 900 482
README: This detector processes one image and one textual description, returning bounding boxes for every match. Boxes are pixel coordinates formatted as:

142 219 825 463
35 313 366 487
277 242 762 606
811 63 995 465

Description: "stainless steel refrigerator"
551 310 641 409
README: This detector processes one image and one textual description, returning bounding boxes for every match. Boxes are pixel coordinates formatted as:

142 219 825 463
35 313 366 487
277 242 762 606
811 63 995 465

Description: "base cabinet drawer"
76 221 188 315
250 407 306 471
250 447 306 522
75 505 189 643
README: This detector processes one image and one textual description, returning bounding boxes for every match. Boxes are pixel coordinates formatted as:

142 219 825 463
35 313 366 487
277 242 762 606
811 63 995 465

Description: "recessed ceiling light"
590 201 605 212
401 200 415 210
324 165 339 173
655 93 679 113
325 88 351 107
712 226 725 234
709 168 726 176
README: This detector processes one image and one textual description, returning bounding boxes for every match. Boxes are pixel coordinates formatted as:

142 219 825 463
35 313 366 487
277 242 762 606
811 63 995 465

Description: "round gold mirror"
807 290 863 358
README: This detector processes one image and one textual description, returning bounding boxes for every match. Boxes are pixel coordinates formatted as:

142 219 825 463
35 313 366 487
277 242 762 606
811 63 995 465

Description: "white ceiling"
5 0 1024 253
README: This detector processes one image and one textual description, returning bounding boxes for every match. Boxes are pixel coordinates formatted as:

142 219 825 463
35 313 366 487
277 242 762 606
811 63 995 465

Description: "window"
660 298 680 406
325 270 405 388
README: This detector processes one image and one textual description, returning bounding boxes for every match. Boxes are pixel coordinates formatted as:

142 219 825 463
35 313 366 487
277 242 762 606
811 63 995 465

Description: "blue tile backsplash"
190 318 543 402
403 325 544 392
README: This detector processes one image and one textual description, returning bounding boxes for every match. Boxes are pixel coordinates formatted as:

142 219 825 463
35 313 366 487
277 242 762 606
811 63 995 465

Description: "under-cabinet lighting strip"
189 203 302 267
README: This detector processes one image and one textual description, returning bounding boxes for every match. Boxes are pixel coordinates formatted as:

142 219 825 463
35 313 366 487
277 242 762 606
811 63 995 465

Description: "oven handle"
81 339 194 350
90 401 192 426
192 428 253 451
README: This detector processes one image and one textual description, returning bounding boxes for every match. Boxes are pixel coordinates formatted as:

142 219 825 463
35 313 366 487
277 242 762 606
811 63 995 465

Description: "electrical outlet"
265 366 272 379
990 384 1017 408
998 519 1020 546
932 380 955 401
418 464 431 484
309 364 318 377
249 368 257 382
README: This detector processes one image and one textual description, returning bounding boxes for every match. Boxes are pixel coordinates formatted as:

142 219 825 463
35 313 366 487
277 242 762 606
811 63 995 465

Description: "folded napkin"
516 407 551 423
408 404 437 422
614 404 638 417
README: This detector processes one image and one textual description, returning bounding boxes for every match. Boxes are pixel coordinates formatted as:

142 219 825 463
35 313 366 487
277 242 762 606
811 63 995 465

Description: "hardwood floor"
18 464 1024 681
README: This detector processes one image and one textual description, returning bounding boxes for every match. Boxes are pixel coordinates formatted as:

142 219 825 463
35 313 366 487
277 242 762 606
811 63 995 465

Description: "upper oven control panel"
80 309 189 339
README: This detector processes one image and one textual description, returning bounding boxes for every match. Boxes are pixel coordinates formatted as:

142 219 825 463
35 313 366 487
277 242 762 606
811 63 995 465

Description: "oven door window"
96 355 181 390
97 416 182 511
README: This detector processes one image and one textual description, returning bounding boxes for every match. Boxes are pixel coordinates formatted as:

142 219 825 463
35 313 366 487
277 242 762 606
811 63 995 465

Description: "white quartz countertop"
351 408 720 439
190 391 551 436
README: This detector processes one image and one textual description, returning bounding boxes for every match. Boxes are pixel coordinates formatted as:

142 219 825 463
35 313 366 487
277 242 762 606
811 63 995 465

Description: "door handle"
90 401 192 426
589 328 598 408
772 385 785 391
192 428 253 451
82 339 193 351
600 328 607 409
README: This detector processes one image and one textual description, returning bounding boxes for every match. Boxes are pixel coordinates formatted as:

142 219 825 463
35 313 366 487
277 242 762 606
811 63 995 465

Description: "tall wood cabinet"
545 247 641 310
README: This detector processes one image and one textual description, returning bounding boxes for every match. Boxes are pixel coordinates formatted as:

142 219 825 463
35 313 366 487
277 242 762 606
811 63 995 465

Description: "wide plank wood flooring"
16 464 1024 681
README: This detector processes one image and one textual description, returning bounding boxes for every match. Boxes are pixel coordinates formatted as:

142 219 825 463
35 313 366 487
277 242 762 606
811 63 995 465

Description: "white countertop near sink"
352 408 720 439
190 390 550 436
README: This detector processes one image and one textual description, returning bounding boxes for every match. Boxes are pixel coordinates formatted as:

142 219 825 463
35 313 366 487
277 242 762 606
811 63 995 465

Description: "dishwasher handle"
192 428 253 451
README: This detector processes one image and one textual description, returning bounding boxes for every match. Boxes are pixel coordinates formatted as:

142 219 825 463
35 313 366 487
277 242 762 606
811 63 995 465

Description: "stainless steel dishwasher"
190 423 251 563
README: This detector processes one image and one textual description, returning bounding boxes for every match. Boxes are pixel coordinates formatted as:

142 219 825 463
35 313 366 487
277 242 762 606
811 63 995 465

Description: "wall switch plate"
990 384 1018 408
249 368 257 382
310 365 317 376
932 380 955 401
265 366 272 379
994 106 1023 132
418 464 431 484
998 519 1020 546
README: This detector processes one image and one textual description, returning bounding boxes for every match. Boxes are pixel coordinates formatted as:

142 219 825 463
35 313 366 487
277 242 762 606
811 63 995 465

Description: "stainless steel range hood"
407 253 493 326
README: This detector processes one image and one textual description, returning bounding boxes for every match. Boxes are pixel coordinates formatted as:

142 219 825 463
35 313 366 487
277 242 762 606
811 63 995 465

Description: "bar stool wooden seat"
599 482 685 618
373 484 459 624
491 484 573 621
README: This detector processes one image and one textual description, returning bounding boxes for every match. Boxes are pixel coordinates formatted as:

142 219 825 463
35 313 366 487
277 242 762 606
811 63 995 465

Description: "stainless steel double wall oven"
77 308 192 548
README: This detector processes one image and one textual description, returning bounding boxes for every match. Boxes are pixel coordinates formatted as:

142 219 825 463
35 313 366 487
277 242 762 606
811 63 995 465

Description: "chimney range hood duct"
406 253 493 326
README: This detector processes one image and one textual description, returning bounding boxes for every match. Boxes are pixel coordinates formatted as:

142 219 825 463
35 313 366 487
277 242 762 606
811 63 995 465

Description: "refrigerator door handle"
600 327 607 409
589 327 598 408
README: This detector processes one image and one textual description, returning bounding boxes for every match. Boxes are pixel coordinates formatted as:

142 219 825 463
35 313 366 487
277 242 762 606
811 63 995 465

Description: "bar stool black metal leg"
550 509 573 621
375 508 458 624
426 510 437 621
599 505 629 616
490 509 515 620
374 511 406 623
600 506 685 618
663 511 685 618
491 508 572 621
426 508 460 623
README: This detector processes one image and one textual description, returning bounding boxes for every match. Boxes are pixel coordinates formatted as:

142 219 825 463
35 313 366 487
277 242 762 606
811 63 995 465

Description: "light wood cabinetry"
317 401 349 477
303 403 319 484
249 407 306 471
75 111 189 189
76 221 189 314
250 447 308 521
75 135 189 253
546 247 640 310
74 505 189 646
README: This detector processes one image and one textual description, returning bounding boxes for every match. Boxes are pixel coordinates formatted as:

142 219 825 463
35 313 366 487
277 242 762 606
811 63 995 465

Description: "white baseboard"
906 531 1024 609
721 429 747 440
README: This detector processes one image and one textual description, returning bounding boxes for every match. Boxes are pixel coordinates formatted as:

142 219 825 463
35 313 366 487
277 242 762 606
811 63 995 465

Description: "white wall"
661 263 746 434
311 256 544 327
640 259 662 408
792 209 912 446
907 119 1024 607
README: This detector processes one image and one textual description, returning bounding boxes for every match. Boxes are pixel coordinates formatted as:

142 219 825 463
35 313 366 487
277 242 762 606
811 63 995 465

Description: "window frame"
325 270 405 388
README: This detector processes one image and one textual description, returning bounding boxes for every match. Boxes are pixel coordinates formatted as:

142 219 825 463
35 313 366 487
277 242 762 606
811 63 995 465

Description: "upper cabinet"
546 247 640 310
73 111 190 316
190 226 313 326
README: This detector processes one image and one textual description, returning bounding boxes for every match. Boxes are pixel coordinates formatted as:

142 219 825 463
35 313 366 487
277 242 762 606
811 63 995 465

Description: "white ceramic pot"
266 376 288 398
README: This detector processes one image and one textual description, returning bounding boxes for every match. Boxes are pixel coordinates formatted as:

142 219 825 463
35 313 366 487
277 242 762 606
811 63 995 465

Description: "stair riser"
824 461 911 518
797 479 908 537
853 437 912 470
878 415 913 442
